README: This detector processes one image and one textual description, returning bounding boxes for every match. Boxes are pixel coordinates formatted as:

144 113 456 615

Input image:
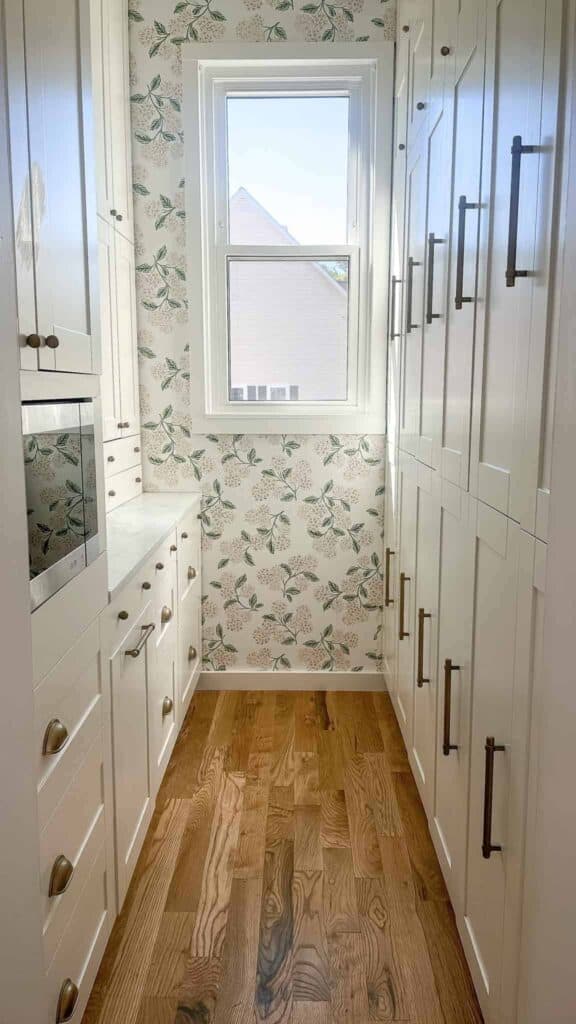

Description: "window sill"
189 409 386 435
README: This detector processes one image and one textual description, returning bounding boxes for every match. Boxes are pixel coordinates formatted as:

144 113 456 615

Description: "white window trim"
183 43 393 434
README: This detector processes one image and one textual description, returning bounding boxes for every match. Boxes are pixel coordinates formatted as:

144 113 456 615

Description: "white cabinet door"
178 585 201 723
148 603 177 798
440 0 486 489
24 0 98 373
90 0 113 225
108 0 134 241
382 443 399 695
115 232 140 438
410 464 440 817
470 0 562 529
399 136 427 457
431 480 475 916
110 604 154 907
387 28 409 449
404 0 431 150
97 217 122 442
394 451 418 747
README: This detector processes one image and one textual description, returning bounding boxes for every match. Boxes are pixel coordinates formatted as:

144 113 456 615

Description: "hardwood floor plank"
383 879 445 1024
318 730 345 790
271 693 296 787
134 997 179 1024
344 754 383 878
208 691 241 749
295 691 320 753
266 786 294 848
143 912 195 997
251 692 277 756
294 806 322 871
83 799 189 1024
365 753 404 838
393 773 449 902
344 693 386 754
373 697 410 773
292 870 332 1002
213 877 262 1024
417 900 483 1024
291 1001 332 1023
322 847 360 936
294 751 320 807
234 755 271 879
356 877 411 1022
255 839 294 1023
327 932 371 1023
377 837 416 903
320 790 351 848
175 957 221 1024
227 692 260 772
160 692 220 798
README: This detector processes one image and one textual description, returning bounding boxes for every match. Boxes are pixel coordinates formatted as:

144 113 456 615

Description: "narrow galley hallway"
83 691 482 1024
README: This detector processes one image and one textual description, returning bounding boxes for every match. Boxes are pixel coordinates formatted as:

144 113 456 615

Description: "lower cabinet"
386 445 547 1023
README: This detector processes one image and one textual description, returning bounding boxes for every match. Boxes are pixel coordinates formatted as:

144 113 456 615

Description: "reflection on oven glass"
23 428 89 579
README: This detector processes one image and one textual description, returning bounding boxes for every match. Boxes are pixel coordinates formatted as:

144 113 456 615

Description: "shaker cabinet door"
394 451 418 747
115 232 140 438
399 136 427 457
98 217 122 442
387 28 409 448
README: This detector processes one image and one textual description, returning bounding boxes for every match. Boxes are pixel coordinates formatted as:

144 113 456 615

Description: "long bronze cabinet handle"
482 737 506 859
442 658 460 755
385 547 395 607
389 275 402 340
417 608 431 687
398 572 410 639
506 135 536 286
426 232 444 324
405 256 421 333
125 623 155 658
455 195 478 309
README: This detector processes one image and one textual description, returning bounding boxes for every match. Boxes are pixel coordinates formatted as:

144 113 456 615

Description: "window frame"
183 44 393 434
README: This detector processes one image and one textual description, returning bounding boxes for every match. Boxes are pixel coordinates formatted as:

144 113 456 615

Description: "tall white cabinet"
386 1 567 1021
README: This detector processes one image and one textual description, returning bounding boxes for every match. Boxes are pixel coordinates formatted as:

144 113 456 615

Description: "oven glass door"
22 401 99 610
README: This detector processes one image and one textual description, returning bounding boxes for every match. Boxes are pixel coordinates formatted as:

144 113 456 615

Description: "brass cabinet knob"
416 100 426 110
402 23 409 31
398 143 406 151
108 490 116 497
170 544 177 552
107 455 115 462
181 531 188 539
187 566 197 581
161 605 173 624
162 696 173 717
49 855 74 898
135 477 142 483
110 208 117 217
45 334 60 349
116 213 123 222
56 978 78 1022
43 719 69 756
134 446 140 453
156 562 164 571
188 645 197 662
118 610 129 620
26 333 41 348
142 581 151 590
117 422 123 430
440 44 451 55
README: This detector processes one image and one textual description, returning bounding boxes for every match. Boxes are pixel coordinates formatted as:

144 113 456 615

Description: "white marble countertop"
105 491 202 600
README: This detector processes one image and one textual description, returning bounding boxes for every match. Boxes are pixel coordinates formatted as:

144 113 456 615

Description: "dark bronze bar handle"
417 608 431 686
405 256 421 333
482 736 506 859
125 623 155 658
455 195 478 309
389 275 402 340
399 572 410 639
506 135 536 287
443 659 460 755
426 233 444 324
385 546 395 607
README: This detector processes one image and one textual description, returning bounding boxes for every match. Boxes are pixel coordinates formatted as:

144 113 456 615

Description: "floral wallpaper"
128 0 394 671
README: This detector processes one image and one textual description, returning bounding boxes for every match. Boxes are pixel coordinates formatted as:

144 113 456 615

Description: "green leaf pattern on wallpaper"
128 0 395 670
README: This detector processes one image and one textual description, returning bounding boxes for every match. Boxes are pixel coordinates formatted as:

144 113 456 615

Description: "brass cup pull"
187 566 197 581
443 659 460 756
162 696 173 717
188 645 197 662
56 978 79 1022
161 605 173 624
49 855 74 897
43 719 69 756
26 333 41 348
482 737 506 859
398 572 411 639
45 334 60 349
417 608 431 687
125 623 155 658
385 547 395 607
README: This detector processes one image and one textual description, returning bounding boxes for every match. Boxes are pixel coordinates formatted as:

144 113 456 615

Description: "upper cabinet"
5 0 99 374
91 0 134 241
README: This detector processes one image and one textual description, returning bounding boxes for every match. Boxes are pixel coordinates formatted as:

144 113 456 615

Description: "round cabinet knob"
181 532 188 539
161 605 173 624
440 44 451 55
117 422 124 430
156 562 164 571
187 566 197 581
135 477 142 484
108 490 116 498
118 610 129 621
45 334 60 349
142 581 151 590
402 23 409 32
188 645 197 662
170 544 177 553
43 719 69 756
116 213 123 222
162 696 173 717
107 455 115 463
124 421 130 429
26 333 41 349
416 101 426 111
56 978 79 1023
398 143 406 151
110 208 117 217
49 855 74 898
134 446 141 453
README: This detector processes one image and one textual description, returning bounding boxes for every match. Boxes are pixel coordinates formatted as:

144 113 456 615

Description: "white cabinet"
399 136 427 457
98 217 122 440
393 451 418 744
176 513 202 721
470 0 562 532
382 444 399 692
387 28 409 448
6 0 99 373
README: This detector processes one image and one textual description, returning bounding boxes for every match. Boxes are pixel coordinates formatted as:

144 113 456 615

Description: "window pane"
227 96 349 244
227 258 349 402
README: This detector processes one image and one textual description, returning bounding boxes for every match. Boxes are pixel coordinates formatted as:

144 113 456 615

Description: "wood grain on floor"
83 690 483 1024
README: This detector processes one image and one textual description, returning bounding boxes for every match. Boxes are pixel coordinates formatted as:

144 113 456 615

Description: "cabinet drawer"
148 612 177 795
105 464 142 513
40 737 106 966
34 620 103 829
104 435 142 479
151 532 178 627
178 586 201 718
176 510 201 602
45 844 112 1024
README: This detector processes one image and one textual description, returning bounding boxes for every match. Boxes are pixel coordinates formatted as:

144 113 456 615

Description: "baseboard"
198 670 387 691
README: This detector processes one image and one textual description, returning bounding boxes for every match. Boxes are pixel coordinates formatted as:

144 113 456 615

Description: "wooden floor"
83 690 483 1024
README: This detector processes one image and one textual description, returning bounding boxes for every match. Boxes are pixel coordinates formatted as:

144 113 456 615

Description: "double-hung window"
184 46 392 432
